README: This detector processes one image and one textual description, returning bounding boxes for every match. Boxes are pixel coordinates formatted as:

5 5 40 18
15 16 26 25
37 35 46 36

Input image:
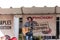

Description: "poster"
23 15 56 36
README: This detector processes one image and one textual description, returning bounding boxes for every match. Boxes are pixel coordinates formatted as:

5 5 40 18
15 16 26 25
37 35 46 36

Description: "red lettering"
32 16 53 19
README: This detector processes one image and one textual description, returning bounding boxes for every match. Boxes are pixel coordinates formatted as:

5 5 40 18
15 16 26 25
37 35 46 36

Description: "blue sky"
0 0 60 8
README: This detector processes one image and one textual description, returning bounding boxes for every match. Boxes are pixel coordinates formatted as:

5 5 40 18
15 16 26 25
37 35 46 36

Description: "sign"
0 15 13 29
0 20 11 29
23 15 56 36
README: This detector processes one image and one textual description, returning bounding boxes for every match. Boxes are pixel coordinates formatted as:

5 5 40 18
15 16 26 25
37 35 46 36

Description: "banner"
23 15 56 36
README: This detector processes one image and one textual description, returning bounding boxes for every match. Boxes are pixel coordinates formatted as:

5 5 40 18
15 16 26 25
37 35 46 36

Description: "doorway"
19 18 23 40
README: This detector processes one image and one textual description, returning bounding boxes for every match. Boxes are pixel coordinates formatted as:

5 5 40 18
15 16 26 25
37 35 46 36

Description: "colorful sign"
23 15 56 36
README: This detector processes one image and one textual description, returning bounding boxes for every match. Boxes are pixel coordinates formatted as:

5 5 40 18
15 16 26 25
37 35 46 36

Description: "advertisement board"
23 15 56 36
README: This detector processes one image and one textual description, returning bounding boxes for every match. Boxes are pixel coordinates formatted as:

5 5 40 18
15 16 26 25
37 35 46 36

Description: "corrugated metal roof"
0 8 22 14
22 7 55 14
0 7 60 14
56 7 60 13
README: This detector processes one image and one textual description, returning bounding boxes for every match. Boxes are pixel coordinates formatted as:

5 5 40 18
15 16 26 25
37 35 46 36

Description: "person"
24 17 39 27
5 35 11 40
25 28 33 40
24 17 39 40
11 37 17 40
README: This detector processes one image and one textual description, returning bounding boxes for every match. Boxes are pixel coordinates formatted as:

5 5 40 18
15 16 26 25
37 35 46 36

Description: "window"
56 17 59 39
19 18 23 34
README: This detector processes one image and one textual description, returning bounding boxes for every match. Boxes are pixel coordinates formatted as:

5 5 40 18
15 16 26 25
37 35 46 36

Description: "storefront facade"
0 8 22 40
0 7 60 40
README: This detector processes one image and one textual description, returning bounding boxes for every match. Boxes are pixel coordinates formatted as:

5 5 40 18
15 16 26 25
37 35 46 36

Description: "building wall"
0 15 15 38
0 7 60 39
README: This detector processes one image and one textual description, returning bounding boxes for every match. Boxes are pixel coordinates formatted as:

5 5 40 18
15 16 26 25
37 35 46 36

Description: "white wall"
14 16 19 40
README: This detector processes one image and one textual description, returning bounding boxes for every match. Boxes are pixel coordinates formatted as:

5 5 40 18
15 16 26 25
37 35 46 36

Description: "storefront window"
56 17 59 39
19 18 23 40
19 18 23 34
